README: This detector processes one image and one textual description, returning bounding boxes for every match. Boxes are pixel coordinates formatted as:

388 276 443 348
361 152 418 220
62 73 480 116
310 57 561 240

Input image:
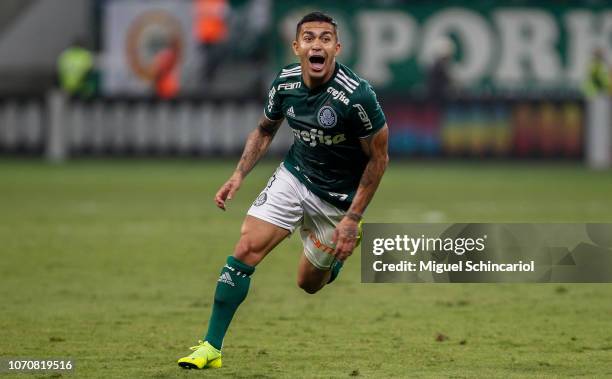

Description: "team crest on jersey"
317 106 337 128
253 192 267 206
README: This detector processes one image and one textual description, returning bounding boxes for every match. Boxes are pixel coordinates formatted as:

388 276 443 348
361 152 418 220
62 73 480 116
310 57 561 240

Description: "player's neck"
301 62 336 90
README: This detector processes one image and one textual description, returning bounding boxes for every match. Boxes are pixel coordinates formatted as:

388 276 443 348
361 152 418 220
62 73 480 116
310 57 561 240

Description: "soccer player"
178 11 389 369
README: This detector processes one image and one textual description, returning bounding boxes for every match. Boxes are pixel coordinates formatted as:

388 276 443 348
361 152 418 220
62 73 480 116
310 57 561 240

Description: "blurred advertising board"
102 0 201 95
273 1 612 94
386 100 583 158
100 0 261 96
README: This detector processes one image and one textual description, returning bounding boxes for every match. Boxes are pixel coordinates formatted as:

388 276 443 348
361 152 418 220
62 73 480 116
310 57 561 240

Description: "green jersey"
264 62 386 210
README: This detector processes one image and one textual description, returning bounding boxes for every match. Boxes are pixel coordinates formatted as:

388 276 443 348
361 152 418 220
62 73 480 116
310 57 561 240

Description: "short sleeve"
350 83 386 138
264 82 283 121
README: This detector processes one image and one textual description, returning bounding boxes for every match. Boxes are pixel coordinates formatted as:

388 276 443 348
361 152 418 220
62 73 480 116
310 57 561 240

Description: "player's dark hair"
296 11 338 39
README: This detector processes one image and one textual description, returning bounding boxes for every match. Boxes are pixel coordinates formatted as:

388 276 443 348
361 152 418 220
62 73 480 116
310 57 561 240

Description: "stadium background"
1 0 611 378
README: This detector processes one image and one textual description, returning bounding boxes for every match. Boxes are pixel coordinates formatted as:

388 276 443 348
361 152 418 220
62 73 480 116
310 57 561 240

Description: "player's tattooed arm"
215 116 283 210
235 116 283 177
351 124 389 216
333 125 389 259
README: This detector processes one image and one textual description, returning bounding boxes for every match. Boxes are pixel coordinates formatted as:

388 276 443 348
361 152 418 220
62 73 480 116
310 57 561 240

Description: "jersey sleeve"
264 79 283 121
350 83 386 138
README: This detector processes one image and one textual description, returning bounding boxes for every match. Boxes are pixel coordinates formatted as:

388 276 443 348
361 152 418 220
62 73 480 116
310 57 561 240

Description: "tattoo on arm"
235 116 283 177
258 116 282 136
348 125 389 216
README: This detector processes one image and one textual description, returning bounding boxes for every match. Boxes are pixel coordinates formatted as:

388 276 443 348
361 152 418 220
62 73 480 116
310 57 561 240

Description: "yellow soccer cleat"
177 341 222 369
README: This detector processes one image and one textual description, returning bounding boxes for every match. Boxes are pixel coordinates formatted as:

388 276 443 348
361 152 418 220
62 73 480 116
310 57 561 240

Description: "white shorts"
247 164 345 270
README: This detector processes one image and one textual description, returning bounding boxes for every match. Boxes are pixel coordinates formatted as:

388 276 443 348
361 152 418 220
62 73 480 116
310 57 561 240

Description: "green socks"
327 259 344 284
204 256 255 350
204 255 340 350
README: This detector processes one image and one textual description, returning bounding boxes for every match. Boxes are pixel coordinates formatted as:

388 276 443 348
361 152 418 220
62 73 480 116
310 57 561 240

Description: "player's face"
293 21 341 82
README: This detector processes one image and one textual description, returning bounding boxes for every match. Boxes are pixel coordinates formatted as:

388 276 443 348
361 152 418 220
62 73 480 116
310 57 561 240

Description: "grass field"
1 159 612 378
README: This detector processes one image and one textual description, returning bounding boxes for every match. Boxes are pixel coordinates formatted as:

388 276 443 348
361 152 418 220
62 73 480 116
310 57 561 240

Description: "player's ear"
335 41 342 56
292 40 299 56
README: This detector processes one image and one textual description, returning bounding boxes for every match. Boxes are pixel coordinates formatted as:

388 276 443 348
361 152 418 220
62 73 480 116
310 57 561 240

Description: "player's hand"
332 217 359 261
214 173 242 211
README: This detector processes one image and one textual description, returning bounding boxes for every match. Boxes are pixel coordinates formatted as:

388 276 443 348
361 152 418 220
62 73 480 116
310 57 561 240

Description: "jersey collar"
302 62 340 94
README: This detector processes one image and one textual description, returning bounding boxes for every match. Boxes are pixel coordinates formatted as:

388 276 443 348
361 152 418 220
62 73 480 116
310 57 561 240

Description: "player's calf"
296 254 332 294
204 217 288 347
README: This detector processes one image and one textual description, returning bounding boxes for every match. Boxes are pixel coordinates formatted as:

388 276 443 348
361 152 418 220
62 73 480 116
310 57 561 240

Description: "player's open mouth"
308 55 326 72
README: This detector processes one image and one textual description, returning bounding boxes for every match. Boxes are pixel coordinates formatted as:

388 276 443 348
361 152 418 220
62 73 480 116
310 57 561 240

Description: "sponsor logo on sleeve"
353 104 373 130
266 87 276 113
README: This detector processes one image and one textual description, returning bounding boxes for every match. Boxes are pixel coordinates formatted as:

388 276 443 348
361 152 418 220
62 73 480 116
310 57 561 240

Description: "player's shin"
204 256 255 350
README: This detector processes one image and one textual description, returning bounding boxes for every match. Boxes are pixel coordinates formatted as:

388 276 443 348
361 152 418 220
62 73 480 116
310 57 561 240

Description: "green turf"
1 159 612 378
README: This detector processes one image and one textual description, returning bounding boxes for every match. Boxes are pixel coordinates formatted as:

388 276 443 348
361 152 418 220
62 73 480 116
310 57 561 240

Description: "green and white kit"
248 62 386 268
